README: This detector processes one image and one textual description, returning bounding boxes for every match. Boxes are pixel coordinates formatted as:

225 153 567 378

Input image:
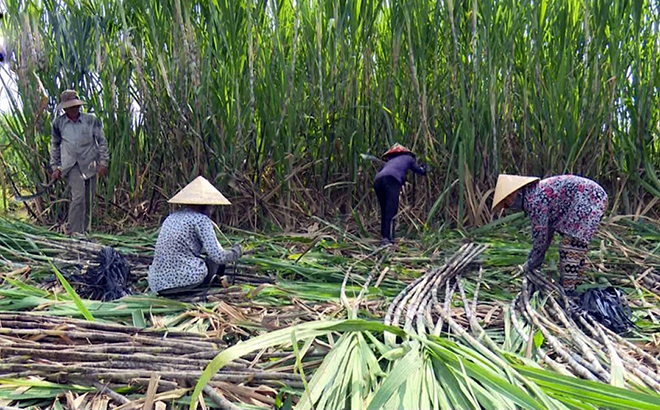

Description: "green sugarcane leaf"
50 262 95 322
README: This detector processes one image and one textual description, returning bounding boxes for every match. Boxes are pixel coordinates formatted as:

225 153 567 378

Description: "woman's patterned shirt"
523 175 607 270
148 209 237 292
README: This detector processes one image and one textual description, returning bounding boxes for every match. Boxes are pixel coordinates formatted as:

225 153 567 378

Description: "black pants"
158 258 226 296
374 176 401 242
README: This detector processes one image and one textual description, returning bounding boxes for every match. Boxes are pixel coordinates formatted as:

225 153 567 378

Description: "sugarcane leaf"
0 276 49 297
382 346 407 361
366 342 424 410
402 359 424 409
50 262 95 322
350 338 366 410
426 340 548 410
190 320 341 409
131 309 147 328
359 333 386 378
515 365 660 410
609 347 626 388
297 333 356 409
326 343 356 410
534 329 544 349
430 355 477 409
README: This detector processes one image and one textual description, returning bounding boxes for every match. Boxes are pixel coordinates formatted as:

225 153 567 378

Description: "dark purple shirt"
375 154 426 185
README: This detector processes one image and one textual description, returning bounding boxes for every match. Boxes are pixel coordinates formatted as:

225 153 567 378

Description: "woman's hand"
231 244 242 259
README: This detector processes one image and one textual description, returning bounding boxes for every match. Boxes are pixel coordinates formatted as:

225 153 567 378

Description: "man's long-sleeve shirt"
148 209 238 293
523 175 608 270
50 113 109 179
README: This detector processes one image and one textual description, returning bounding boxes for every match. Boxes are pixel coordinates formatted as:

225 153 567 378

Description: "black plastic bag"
579 287 635 334
74 247 131 301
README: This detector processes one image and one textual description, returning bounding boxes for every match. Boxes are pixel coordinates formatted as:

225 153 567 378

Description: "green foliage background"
0 0 659 230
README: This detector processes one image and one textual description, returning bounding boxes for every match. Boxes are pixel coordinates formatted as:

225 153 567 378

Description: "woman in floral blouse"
492 174 608 293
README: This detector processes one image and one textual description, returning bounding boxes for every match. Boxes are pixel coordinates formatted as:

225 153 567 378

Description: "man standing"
50 90 109 234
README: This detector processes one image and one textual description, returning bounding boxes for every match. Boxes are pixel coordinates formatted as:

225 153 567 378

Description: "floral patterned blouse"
148 209 238 293
522 175 608 269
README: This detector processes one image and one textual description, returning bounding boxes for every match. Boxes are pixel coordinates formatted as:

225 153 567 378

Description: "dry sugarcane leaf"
149 315 167 329
114 389 190 410
12 384 31 395
90 397 109 410
143 374 160 410
65 391 89 410
6 266 31 276
154 402 166 410
214 301 248 322
484 305 500 325
0 334 32 345
254 384 278 397
375 266 390 288
210 381 276 406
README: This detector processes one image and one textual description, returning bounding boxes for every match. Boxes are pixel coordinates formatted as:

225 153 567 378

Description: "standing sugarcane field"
1 0 660 409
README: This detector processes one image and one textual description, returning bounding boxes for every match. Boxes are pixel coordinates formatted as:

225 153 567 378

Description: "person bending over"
373 143 426 245
492 174 608 293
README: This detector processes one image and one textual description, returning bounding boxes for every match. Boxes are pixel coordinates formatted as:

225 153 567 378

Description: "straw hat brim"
382 144 414 160
491 174 540 211
58 99 85 110
168 176 231 206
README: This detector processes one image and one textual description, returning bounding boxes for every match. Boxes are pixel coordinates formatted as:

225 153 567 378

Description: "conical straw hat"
491 174 539 211
382 143 414 160
168 176 231 205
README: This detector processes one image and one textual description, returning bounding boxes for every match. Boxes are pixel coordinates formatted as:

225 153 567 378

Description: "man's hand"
51 168 62 182
97 164 108 178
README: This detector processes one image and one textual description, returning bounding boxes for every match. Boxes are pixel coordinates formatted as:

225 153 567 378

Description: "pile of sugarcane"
384 241 660 394
0 313 313 406
0 221 152 278
2 216 660 407
511 275 660 392
384 243 490 334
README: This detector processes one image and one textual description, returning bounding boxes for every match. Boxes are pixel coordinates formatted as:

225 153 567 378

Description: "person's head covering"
491 174 540 211
382 143 414 160
57 90 85 111
168 176 231 205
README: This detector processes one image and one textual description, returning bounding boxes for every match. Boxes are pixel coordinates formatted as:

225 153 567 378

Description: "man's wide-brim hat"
168 176 231 206
57 90 86 110
491 174 540 211
382 143 414 160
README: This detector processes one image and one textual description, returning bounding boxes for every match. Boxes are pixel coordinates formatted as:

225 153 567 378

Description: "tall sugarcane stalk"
1 0 659 231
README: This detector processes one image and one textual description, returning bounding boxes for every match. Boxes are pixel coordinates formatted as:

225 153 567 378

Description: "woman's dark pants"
374 176 401 243
158 258 226 296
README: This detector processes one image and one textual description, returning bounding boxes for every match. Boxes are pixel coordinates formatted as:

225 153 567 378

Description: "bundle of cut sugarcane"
383 241 660 395
509 274 660 393
0 313 309 405
384 243 489 335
